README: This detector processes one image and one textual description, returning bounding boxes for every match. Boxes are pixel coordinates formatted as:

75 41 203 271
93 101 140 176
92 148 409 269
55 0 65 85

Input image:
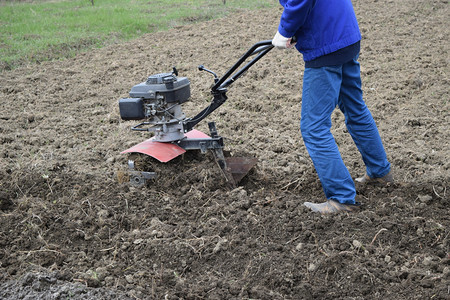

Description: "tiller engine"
119 40 275 187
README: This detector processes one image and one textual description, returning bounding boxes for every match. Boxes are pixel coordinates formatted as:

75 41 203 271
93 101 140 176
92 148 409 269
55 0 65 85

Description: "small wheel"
129 173 146 187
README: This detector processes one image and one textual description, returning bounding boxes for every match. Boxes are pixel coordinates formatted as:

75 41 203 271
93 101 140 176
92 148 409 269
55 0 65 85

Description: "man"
272 0 392 214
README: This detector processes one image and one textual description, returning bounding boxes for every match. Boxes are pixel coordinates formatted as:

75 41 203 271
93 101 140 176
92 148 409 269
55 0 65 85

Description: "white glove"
272 31 295 49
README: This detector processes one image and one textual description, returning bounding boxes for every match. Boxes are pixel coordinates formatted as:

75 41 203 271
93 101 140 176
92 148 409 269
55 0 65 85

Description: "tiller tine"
212 147 257 187
226 157 258 184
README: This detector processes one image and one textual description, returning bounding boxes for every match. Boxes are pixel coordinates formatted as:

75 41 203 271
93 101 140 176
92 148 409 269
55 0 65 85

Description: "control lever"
198 65 219 83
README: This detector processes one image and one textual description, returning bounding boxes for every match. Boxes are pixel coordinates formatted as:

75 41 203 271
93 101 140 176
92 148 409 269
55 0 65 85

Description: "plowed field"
1 0 448 299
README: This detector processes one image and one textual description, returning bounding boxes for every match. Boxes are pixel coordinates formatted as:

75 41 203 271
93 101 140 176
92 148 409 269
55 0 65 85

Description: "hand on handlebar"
272 31 297 49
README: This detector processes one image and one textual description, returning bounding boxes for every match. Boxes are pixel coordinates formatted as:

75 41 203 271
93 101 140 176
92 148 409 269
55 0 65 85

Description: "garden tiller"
119 40 277 187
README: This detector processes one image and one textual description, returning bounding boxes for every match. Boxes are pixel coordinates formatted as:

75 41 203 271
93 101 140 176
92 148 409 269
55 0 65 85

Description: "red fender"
121 129 210 162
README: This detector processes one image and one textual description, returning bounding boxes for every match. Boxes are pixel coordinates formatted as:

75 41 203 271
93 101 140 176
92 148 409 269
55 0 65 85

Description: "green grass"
0 0 277 71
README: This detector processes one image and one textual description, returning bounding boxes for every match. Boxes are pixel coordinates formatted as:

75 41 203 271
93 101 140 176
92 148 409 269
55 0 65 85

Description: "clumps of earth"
0 272 133 299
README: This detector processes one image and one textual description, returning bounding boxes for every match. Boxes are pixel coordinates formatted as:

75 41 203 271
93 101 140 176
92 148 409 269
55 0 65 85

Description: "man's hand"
272 31 296 49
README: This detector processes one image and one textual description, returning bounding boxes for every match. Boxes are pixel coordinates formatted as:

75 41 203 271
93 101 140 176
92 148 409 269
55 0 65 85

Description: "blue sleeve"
278 0 315 37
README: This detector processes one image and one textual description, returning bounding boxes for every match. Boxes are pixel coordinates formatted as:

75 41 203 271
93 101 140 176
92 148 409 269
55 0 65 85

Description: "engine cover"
129 73 190 103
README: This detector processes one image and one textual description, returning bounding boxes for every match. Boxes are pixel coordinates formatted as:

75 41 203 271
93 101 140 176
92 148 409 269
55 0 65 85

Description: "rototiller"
118 40 276 187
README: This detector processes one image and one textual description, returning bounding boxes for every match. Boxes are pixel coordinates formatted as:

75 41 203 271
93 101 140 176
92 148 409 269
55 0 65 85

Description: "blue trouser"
300 56 391 204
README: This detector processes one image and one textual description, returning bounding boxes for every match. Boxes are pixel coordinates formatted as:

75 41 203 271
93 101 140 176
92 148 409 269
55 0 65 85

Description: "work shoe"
304 199 360 214
355 171 394 184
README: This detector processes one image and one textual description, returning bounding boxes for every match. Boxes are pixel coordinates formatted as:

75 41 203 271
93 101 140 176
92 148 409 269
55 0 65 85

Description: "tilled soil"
0 0 449 299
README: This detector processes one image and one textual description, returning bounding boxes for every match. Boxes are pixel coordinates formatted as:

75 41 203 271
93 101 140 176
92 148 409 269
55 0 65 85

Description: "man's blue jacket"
278 0 362 62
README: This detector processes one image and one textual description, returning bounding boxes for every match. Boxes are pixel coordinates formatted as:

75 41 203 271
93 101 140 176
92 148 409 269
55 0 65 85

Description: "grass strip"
0 0 276 71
